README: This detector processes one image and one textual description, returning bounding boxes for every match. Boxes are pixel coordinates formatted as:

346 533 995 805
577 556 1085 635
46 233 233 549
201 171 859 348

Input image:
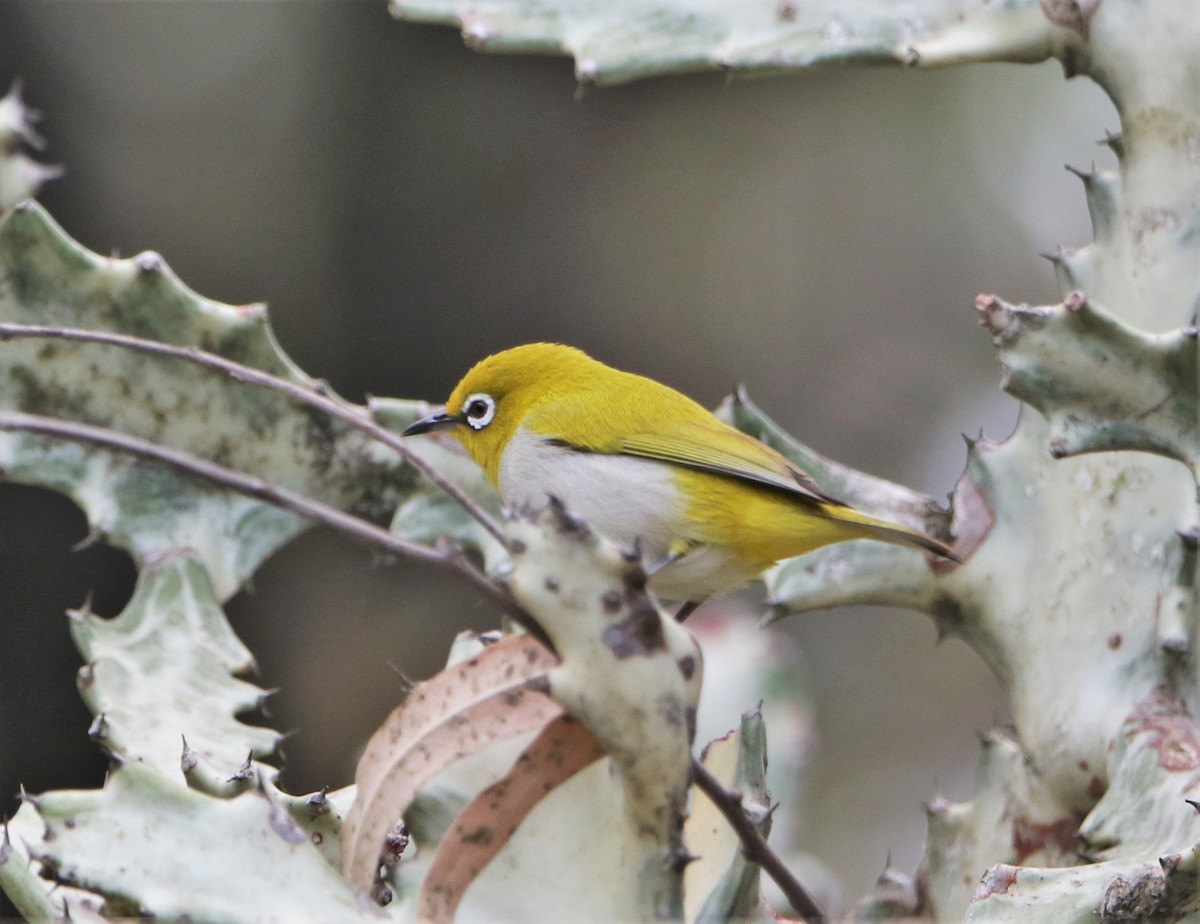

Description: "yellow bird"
404 344 956 608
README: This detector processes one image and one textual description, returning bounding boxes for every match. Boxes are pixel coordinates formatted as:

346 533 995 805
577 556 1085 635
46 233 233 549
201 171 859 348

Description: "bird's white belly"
498 428 753 600
499 428 684 556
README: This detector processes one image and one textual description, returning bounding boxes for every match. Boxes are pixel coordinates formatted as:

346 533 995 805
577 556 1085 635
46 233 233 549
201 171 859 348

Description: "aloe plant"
0 85 57 213
2 1 1198 921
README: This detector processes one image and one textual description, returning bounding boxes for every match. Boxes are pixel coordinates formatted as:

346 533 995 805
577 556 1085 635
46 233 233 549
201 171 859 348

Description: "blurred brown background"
0 1 1116 914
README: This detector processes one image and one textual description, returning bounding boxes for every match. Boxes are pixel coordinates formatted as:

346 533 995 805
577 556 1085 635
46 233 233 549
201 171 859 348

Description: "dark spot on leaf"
267 799 306 845
501 689 525 707
1011 815 1080 863
677 656 695 680
930 595 967 639
300 406 338 476
1101 866 1170 919
601 600 665 659
623 564 647 592
461 825 494 845
1130 685 1200 772
547 496 589 538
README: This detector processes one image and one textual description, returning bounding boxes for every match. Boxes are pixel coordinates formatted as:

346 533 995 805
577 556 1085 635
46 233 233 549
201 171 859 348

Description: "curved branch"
0 410 552 652
689 756 827 924
0 321 508 545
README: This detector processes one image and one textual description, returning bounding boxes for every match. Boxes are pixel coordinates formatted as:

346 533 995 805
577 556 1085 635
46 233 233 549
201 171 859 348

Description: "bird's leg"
646 539 702 621
646 538 697 576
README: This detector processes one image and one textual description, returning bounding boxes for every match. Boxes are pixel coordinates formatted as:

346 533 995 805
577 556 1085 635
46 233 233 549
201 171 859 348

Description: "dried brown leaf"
418 715 607 922
341 634 559 890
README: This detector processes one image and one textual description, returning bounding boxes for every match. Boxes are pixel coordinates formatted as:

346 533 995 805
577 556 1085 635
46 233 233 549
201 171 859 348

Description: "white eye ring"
463 393 496 430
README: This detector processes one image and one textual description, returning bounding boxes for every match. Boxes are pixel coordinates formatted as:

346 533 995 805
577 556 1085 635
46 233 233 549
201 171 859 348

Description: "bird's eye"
463 393 496 430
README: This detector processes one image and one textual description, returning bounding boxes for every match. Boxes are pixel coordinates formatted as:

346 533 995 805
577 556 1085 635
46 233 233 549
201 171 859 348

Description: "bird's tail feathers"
825 505 960 563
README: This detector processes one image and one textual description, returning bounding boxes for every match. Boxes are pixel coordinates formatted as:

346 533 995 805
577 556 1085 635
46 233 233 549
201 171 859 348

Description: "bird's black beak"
401 410 461 437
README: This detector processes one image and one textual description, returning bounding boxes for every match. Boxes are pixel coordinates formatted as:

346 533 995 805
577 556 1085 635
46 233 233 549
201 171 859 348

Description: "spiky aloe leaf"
6 528 295 912
959 685 1200 920
918 730 1082 919
0 202 417 600
0 802 106 922
70 554 279 776
28 762 386 923
978 291 1198 479
0 85 59 212
389 0 1070 86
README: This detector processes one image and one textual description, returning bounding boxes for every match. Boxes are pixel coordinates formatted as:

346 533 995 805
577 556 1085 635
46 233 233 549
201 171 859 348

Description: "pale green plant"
2 1 1198 921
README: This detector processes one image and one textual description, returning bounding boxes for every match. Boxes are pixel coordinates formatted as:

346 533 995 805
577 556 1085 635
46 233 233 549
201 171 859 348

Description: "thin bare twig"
0 410 553 653
0 321 508 546
689 756 827 924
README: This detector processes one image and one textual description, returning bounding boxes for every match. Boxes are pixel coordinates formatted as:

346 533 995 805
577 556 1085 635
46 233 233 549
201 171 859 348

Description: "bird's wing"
617 420 846 508
523 375 845 507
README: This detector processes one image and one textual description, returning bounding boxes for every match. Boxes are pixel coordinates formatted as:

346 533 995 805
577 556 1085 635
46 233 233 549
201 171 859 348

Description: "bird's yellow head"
402 343 604 483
